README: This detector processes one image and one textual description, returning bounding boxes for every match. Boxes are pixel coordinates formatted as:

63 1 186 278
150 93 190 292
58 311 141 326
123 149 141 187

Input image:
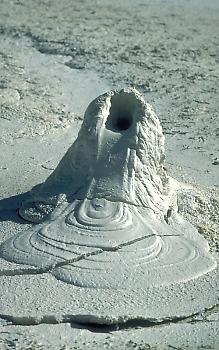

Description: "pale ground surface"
0 0 218 349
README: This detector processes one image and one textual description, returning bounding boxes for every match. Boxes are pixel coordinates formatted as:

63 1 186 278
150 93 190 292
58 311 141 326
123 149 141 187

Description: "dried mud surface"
0 0 218 161
0 0 218 349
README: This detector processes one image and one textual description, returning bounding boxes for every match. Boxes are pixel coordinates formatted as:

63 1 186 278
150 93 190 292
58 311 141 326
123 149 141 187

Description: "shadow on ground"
0 191 31 223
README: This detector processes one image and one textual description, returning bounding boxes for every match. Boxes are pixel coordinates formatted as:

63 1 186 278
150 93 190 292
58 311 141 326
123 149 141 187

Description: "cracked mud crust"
0 314 218 350
0 0 218 349
0 89 217 344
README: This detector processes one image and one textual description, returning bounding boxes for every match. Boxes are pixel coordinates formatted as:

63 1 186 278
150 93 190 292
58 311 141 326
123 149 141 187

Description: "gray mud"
0 0 218 349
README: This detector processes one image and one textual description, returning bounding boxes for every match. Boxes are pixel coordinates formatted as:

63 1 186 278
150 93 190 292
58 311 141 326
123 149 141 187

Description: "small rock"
212 158 219 165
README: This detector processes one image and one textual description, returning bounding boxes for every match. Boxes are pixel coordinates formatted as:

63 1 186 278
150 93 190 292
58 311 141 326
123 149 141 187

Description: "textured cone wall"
19 88 168 223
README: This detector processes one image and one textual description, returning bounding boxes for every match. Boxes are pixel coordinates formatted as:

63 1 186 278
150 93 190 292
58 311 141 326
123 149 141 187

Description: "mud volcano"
0 88 217 325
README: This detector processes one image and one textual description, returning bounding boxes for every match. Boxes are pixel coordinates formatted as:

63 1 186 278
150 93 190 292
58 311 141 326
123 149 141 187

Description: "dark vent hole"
115 116 132 131
105 92 136 132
